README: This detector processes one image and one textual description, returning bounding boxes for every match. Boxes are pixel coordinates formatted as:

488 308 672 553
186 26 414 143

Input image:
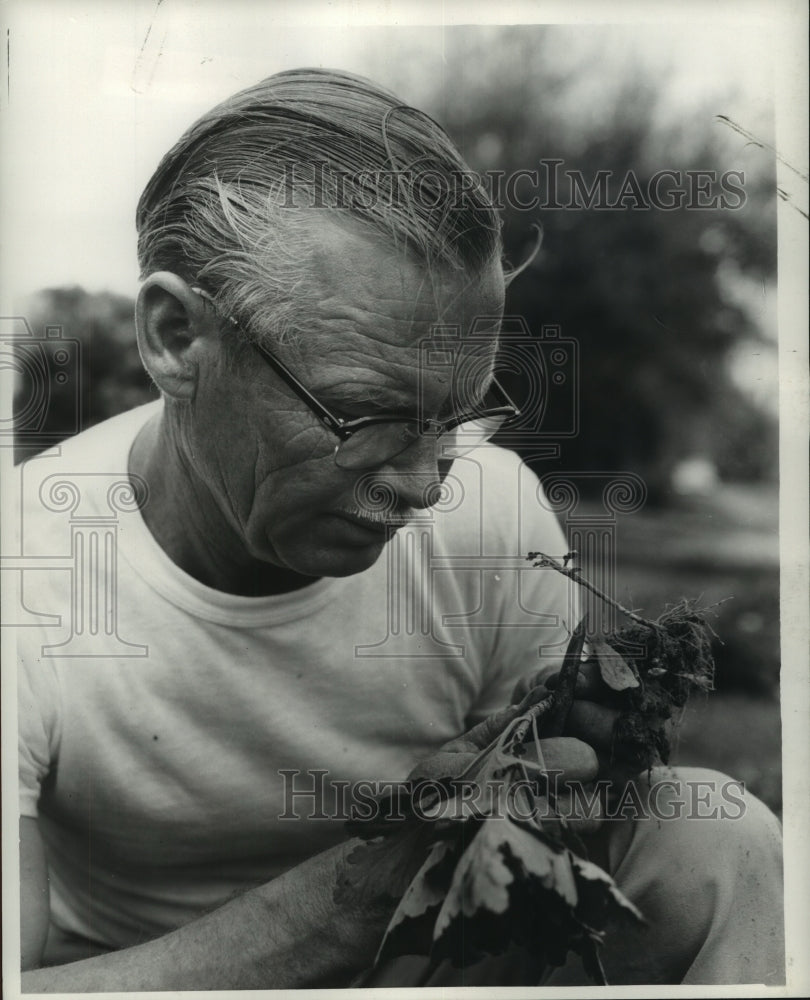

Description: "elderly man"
18 69 782 991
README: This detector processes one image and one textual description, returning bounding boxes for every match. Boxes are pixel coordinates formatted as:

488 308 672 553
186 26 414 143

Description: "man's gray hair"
136 68 503 347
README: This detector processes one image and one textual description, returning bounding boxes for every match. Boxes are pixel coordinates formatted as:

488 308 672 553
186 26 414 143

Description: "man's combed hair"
136 68 503 345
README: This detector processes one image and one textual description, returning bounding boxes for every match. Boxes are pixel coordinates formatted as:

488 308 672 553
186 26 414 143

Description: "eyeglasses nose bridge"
421 416 456 436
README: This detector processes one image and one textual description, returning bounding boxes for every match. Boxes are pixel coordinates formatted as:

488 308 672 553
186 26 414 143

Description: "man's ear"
135 272 219 400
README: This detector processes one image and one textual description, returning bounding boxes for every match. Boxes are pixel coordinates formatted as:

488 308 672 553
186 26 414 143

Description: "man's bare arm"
20 689 608 992
21 835 396 992
20 818 50 971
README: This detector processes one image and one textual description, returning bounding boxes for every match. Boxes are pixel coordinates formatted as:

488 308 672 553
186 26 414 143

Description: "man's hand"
20 818 49 971
20 835 396 993
408 679 594 783
405 681 605 835
512 658 623 767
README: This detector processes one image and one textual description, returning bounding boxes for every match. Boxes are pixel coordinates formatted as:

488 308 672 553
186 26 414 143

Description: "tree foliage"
13 287 154 463
367 27 778 498
16 30 778 493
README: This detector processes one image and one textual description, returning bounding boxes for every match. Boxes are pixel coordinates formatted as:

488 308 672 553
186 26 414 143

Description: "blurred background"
5 3 798 814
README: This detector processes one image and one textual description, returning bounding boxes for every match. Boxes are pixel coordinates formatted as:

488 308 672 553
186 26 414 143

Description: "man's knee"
595 767 783 984
609 767 780 889
635 767 779 853
42 923 116 967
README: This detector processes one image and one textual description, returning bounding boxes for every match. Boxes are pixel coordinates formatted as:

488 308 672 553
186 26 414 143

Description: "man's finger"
408 750 477 782
544 659 607 700
565 700 620 751
412 734 600 791
523 736 599 784
440 682 553 759
510 664 557 704
551 786 606 836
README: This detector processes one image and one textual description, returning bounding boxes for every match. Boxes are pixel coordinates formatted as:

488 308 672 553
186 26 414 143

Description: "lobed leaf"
570 854 645 929
430 813 582 966
591 638 640 691
375 838 461 965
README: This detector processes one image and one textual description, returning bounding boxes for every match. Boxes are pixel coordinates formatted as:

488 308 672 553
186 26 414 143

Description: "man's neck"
128 411 318 597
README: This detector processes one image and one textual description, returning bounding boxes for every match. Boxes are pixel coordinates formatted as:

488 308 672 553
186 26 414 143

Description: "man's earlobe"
135 272 214 401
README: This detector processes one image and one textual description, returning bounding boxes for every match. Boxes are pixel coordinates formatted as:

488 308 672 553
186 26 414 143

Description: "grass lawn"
574 481 783 817
672 691 782 816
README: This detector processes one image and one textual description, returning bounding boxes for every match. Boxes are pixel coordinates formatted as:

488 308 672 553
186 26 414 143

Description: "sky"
1 0 799 304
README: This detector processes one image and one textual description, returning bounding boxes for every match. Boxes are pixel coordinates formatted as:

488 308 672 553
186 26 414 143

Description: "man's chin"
311 537 391 578
267 532 394 581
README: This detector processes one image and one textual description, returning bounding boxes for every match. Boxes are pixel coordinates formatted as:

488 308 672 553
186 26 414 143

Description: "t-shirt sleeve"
463 449 580 724
18 651 61 819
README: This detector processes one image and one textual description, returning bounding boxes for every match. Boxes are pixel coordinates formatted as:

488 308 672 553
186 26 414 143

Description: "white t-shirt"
16 401 573 948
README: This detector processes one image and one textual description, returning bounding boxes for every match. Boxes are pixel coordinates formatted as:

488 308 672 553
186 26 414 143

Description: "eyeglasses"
192 286 521 470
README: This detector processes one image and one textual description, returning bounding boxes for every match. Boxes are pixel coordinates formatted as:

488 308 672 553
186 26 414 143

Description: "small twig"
715 115 810 183
584 939 610 986
689 595 734 615
506 696 554 752
527 552 659 631
542 615 588 737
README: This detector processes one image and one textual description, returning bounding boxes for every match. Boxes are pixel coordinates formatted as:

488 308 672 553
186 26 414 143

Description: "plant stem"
527 553 659 631
542 615 587 737
506 696 554 752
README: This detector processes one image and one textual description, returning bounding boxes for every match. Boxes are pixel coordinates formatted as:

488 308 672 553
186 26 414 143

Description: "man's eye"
330 402 381 421
332 398 412 421
326 405 355 422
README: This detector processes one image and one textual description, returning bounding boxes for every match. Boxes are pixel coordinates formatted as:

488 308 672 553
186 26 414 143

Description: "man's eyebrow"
318 379 413 412
317 368 496 417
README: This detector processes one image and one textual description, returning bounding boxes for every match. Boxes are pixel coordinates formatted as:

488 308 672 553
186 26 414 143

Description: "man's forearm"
22 838 397 992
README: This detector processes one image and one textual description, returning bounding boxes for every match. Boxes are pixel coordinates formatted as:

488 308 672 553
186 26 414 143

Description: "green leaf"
375 839 461 964
591 638 640 691
430 813 580 966
570 854 645 929
424 811 644 973
430 815 523 964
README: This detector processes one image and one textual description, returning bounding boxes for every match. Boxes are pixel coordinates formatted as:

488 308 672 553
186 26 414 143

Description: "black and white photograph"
1 1 808 995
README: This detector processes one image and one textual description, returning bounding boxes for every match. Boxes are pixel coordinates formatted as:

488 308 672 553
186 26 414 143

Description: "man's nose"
375 436 448 511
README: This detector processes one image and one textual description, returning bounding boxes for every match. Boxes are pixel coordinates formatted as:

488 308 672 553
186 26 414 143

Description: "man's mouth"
332 506 412 535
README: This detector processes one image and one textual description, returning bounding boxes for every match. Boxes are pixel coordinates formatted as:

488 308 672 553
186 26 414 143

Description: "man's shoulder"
445 444 530 501
13 402 162 545
433 445 562 553
26 401 162 472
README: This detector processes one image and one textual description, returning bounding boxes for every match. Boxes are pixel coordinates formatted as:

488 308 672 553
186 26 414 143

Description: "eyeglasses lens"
333 414 510 470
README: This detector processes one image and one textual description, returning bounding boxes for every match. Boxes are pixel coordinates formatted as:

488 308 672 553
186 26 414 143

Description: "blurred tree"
14 287 155 463
367 26 778 500
16 30 779 498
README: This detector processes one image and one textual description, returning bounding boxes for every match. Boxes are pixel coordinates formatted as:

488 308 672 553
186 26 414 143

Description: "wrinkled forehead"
301 220 505 348
287 224 505 408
